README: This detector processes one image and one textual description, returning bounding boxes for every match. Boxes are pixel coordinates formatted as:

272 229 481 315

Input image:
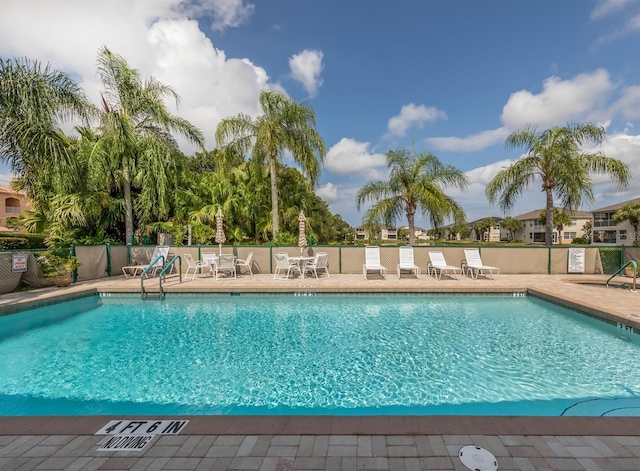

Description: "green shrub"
0 237 28 249
0 232 46 249
571 237 587 244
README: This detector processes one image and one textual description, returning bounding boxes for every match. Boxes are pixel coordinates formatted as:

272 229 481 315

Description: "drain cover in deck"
459 445 498 471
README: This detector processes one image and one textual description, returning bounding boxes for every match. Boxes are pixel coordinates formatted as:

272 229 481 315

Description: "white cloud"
204 0 255 31
325 138 387 179
387 103 447 137
0 0 275 154
500 69 613 130
590 0 636 19
289 49 324 97
608 85 640 120
315 182 339 202
426 127 509 152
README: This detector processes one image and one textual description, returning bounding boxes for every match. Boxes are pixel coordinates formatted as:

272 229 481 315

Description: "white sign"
11 253 27 273
98 435 155 451
568 248 585 273
95 419 189 436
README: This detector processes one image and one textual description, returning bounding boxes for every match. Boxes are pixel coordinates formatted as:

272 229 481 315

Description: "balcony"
593 219 615 227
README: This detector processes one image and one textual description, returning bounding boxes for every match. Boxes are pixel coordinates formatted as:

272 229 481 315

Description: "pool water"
1 294 640 416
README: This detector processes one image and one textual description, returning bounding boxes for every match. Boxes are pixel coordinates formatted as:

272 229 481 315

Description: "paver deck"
1 272 639 470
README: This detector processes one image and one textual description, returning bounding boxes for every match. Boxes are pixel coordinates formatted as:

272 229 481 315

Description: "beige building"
0 185 29 231
591 196 640 246
514 208 591 244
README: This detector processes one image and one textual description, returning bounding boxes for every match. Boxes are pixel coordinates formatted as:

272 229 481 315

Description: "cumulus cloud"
426 127 510 152
315 182 339 202
0 0 275 154
500 69 613 130
387 103 447 137
324 138 387 179
289 49 324 97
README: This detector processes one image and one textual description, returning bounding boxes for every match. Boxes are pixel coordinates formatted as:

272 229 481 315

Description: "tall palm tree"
612 203 640 246
215 89 326 239
355 147 468 245
486 123 631 246
0 57 91 198
85 46 204 244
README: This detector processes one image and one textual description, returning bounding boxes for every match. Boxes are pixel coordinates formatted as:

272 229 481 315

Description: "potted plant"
37 251 82 287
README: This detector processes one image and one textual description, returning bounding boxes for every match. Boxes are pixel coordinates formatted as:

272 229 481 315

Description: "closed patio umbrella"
215 207 226 255
298 210 307 254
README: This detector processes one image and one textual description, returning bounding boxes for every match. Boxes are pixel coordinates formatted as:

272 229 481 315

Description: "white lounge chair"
397 246 420 279
122 246 170 278
236 252 254 275
214 254 236 280
427 251 461 280
183 253 210 281
363 246 387 279
304 252 330 279
273 253 301 280
464 248 499 279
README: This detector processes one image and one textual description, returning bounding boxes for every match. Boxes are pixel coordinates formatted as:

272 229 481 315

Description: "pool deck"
1 273 640 470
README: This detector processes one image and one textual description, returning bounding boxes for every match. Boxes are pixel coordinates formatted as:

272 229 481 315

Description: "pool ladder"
140 255 183 299
606 260 637 291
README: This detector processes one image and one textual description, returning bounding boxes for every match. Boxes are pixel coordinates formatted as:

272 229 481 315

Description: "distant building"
398 225 430 241
0 185 29 231
513 208 591 244
443 217 506 242
354 224 397 241
591 197 640 246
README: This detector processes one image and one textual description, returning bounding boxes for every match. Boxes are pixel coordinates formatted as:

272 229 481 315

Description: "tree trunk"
269 155 279 238
123 166 134 245
545 190 554 246
407 212 415 246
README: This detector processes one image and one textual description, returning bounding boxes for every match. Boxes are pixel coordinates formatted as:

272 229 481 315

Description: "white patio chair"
214 254 236 280
304 252 330 279
397 246 420 279
122 246 169 278
183 253 210 281
273 253 301 280
427 251 461 280
236 252 254 275
463 248 499 279
363 246 387 280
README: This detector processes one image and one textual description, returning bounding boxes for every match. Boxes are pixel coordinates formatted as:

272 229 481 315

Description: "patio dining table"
288 255 315 278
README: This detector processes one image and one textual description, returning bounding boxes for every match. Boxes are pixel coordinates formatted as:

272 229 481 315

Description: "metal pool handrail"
140 255 183 299
606 260 637 291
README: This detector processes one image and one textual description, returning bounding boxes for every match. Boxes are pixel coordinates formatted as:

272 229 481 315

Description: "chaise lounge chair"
463 248 499 279
397 246 420 278
427 251 461 280
122 246 170 278
363 246 387 280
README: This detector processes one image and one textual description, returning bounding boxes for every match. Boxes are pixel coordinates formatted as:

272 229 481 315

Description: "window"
529 232 533 239
564 232 577 240
619 230 627 240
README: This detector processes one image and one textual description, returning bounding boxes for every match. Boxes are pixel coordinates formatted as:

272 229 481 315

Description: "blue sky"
1 0 640 228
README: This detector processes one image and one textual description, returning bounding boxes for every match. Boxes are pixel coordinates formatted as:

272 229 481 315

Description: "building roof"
592 196 640 213
0 185 25 196
513 208 592 221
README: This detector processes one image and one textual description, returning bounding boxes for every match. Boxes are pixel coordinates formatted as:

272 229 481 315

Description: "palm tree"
85 46 204 244
473 217 495 242
613 203 640 246
355 147 468 245
500 216 521 241
216 89 326 239
539 208 573 244
486 123 631 246
0 57 91 198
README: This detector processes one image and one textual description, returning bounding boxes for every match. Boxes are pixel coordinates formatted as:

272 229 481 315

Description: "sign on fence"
568 248 585 273
11 253 27 273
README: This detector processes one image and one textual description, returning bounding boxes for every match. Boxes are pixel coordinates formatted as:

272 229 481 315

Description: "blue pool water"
1 294 640 416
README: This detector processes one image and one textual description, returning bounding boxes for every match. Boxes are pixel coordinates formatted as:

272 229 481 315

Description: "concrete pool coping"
2 274 640 470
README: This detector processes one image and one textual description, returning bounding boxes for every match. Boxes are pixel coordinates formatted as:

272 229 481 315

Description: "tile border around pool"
0 287 98 317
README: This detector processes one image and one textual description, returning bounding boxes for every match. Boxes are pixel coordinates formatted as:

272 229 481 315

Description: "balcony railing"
593 220 615 227
4 206 20 214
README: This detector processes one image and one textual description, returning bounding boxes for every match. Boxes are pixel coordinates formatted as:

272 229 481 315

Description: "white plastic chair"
200 253 218 277
122 246 170 278
183 253 210 281
427 251 461 280
397 246 420 279
304 252 330 279
463 248 499 279
273 253 301 280
236 252 254 275
214 254 236 280
363 246 387 279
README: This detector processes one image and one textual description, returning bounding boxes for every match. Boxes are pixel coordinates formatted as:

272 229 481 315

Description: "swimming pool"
1 293 639 416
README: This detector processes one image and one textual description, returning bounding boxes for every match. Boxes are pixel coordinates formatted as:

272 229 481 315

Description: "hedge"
0 237 29 249
0 233 46 249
